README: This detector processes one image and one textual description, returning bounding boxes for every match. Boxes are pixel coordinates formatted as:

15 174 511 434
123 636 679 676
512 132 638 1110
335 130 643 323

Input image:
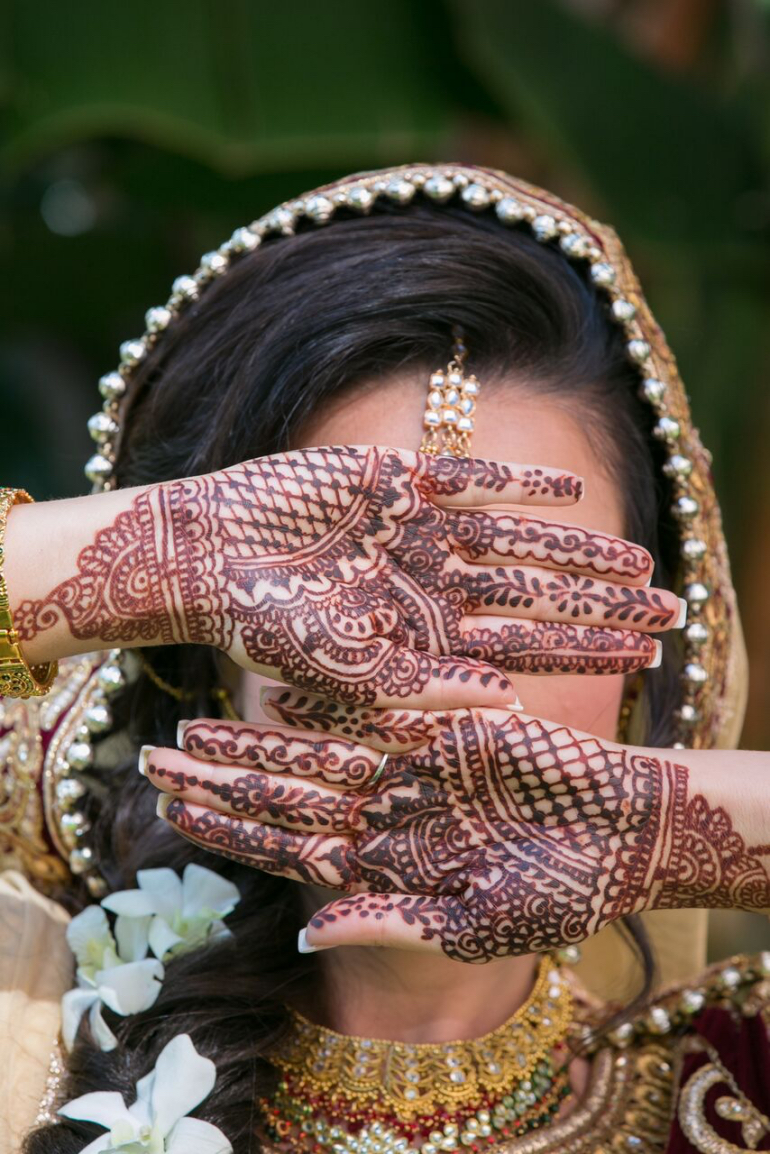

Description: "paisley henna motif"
15 446 676 705
152 696 770 962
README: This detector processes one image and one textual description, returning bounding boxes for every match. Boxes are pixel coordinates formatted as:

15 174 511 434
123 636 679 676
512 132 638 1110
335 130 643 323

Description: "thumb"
297 893 450 954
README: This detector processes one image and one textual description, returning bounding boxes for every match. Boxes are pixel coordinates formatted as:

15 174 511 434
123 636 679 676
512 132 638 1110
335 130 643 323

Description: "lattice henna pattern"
156 699 770 961
15 446 672 705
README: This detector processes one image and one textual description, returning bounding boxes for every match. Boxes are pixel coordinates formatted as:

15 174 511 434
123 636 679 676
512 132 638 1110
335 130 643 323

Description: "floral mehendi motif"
459 621 659 675
149 697 770 963
14 446 678 707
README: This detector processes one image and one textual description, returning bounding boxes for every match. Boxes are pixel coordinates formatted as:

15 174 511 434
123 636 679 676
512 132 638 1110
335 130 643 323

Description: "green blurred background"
2 0 769 956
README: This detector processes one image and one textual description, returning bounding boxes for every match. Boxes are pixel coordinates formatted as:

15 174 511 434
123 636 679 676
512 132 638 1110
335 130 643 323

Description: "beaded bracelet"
0 487 58 698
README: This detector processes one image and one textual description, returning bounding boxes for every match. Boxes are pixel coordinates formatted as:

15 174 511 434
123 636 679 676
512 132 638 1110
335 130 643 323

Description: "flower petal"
208 922 234 946
61 988 98 1051
166 1116 233 1153
101 888 158 918
181 864 240 919
89 1000 119 1051
148 915 184 961
66 906 113 967
115 912 151 962
136 868 183 919
150 1034 217 1136
58 1089 133 1129
96 958 164 1016
134 1067 156 1116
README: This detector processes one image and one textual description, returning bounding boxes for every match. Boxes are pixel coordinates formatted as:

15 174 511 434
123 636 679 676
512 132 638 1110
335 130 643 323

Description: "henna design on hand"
153 696 770 962
461 568 678 630
458 621 660 675
447 510 650 579
652 769 770 912
14 446 676 705
159 708 663 958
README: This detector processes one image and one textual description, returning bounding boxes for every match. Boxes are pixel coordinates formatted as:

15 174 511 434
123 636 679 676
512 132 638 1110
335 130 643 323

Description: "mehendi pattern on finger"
164 797 354 887
264 693 442 751
182 723 379 787
449 511 650 579
416 459 582 503
459 621 658 674
469 568 678 628
149 760 362 833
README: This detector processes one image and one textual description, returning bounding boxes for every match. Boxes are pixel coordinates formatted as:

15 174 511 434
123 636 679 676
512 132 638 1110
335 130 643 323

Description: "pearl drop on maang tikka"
420 327 480 458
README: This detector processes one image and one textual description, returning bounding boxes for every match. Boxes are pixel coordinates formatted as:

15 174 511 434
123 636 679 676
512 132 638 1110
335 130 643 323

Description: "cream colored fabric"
576 909 709 1003
0 870 71 1154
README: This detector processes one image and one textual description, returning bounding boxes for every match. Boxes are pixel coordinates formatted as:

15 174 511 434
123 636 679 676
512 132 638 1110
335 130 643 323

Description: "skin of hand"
146 694 770 962
4 443 681 712
6 379 714 1051
143 382 758 1048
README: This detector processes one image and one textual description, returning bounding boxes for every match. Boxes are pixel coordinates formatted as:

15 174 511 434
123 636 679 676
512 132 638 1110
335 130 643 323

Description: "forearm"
3 482 191 665
640 747 770 913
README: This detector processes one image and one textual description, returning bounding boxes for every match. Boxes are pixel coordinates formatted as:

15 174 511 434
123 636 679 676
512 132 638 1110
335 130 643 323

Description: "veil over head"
0 163 749 999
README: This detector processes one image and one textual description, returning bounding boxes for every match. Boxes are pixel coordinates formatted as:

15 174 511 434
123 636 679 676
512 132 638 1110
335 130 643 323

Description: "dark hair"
26 199 678 1152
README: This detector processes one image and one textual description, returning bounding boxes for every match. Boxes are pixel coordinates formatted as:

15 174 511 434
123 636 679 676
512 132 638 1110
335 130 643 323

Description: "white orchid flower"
62 957 165 1052
66 906 122 981
63 904 165 1052
101 864 241 962
59 1033 232 1153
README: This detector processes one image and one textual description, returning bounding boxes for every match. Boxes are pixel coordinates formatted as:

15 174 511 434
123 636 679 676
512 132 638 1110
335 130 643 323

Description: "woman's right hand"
147 692 770 961
8 445 682 709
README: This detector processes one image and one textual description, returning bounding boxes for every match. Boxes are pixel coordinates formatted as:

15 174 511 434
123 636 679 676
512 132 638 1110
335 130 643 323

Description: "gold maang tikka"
420 326 480 457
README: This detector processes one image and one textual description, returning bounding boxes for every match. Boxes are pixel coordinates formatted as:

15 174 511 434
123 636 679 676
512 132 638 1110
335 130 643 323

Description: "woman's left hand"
147 691 770 962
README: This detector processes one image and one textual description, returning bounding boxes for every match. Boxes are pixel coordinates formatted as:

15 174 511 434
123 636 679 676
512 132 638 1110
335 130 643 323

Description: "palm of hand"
179 445 581 705
15 443 678 709
156 697 665 962
301 706 662 960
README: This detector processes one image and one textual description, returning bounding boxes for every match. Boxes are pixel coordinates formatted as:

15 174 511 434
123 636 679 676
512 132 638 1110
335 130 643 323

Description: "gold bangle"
0 487 58 698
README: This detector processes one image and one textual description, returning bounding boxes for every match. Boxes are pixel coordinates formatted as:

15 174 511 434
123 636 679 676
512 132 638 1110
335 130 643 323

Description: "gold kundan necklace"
263 957 574 1154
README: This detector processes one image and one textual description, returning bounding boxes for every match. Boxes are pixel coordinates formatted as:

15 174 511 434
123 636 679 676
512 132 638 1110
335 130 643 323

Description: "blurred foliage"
2 0 770 747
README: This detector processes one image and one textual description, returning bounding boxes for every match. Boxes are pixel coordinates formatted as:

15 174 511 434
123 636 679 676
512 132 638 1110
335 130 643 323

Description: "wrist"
4 483 177 663
639 746 770 913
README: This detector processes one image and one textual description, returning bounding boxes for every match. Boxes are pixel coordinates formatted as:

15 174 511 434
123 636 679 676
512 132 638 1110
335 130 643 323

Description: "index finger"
175 718 385 788
416 454 583 509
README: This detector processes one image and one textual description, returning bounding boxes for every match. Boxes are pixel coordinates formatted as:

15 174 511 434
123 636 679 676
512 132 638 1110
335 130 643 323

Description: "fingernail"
650 640 663 669
138 744 156 777
505 695 524 711
177 720 190 746
676 598 688 628
644 572 652 588
156 794 171 820
298 927 320 954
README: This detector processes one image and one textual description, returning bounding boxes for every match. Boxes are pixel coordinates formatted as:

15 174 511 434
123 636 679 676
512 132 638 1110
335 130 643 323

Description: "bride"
1 164 767 1154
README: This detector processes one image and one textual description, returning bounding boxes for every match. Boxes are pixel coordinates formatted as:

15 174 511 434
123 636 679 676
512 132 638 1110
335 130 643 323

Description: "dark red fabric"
665 1006 770 1153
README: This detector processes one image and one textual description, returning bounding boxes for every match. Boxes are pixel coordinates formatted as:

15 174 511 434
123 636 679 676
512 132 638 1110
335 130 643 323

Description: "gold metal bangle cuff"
0 487 58 699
